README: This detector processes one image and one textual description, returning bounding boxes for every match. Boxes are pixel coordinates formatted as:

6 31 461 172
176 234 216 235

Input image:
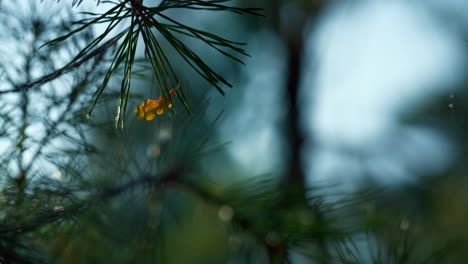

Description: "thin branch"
0 168 287 264
0 39 116 95
23 50 106 174
0 171 174 236
0 246 35 264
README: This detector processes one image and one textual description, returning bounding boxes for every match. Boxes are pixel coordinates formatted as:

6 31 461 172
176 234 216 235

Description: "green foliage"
0 1 459 264
44 0 261 128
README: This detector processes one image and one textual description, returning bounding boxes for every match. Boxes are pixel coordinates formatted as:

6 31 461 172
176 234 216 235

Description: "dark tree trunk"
284 25 306 199
267 0 330 263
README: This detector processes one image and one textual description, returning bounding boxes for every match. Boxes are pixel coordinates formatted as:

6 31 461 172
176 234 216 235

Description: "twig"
0 171 174 236
0 168 287 263
0 39 116 95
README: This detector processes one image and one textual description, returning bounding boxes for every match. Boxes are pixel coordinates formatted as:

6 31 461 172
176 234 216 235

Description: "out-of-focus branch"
0 246 34 264
0 167 290 264
0 39 116 95
23 49 106 175
0 171 173 236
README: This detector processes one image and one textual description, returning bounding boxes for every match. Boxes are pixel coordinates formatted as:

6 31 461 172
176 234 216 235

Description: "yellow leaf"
135 89 176 121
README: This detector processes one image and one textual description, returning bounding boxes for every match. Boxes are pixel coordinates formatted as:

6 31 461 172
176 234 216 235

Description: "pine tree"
0 1 457 263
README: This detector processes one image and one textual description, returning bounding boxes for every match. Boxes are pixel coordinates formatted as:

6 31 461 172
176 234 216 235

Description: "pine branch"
38 0 261 126
0 168 288 264
0 39 116 94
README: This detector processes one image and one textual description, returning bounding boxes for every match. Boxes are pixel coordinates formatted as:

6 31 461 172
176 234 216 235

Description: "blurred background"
1 0 468 263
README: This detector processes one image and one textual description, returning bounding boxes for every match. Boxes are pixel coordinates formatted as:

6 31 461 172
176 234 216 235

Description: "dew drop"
400 218 410 231
52 170 62 181
218 205 234 222
53 206 64 212
158 127 172 141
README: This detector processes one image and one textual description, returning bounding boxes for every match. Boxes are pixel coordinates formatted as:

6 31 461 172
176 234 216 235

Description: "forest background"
0 0 467 263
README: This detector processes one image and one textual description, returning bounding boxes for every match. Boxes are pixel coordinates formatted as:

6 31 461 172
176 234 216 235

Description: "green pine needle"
43 0 262 128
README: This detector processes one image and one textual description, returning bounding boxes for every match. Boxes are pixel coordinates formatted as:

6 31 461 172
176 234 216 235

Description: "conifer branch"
0 39 116 94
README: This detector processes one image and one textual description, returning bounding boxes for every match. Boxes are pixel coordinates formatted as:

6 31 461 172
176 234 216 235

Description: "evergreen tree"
0 0 459 263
